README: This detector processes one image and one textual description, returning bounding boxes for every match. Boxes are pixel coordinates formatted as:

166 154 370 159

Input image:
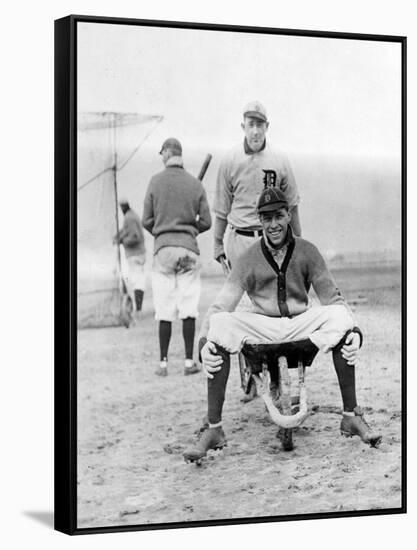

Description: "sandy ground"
77 265 402 529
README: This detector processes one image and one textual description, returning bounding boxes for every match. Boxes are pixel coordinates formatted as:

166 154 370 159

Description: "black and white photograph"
55 14 405 535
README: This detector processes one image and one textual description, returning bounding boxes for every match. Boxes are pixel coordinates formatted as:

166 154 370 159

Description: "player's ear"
241 121 245 131
259 212 267 227
287 208 292 222
265 122 270 131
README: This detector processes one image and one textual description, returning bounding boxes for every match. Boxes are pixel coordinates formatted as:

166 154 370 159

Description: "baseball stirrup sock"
134 289 144 311
182 317 195 360
332 345 357 413
207 345 231 425
159 321 172 361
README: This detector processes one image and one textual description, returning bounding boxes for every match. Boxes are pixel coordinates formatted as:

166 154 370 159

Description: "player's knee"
326 305 353 331
211 311 232 327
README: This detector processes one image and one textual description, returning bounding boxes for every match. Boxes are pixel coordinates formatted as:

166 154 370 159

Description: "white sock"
343 411 355 417
208 421 222 429
184 359 194 368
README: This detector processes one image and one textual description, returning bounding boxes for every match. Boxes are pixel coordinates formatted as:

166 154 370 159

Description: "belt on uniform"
235 228 263 237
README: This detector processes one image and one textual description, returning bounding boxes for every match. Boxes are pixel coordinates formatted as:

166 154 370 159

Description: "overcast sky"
78 21 401 160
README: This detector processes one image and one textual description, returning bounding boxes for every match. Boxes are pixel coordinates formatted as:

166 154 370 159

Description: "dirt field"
77 264 403 528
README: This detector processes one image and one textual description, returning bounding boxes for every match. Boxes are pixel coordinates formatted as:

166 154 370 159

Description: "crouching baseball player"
142 138 212 376
214 101 302 391
183 187 381 462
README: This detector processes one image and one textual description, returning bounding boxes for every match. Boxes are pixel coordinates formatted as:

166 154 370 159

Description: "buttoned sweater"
199 229 348 340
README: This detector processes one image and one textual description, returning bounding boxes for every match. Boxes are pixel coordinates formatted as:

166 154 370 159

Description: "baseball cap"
243 101 268 122
257 187 289 213
159 137 182 155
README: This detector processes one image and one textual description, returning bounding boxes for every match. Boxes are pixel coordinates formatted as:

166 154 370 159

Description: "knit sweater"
142 157 212 255
199 231 348 339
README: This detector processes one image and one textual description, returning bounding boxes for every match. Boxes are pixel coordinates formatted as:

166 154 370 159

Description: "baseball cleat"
183 426 227 463
184 361 201 376
155 360 168 377
199 415 209 432
340 407 382 447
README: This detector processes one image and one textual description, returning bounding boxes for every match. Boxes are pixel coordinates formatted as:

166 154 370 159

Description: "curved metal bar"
253 374 309 429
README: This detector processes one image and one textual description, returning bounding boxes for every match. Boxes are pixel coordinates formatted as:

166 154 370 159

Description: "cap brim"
244 111 267 122
258 201 288 213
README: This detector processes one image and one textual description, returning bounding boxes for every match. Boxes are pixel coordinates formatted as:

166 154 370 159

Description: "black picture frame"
55 14 407 535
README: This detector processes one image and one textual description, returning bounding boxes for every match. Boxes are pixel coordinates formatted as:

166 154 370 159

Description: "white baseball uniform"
215 141 299 267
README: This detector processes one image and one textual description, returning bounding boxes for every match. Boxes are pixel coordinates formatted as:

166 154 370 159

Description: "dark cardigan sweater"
199 230 359 344
231 234 345 318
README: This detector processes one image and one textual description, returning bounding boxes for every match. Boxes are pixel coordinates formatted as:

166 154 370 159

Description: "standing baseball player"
183 187 381 463
214 100 301 269
215 101 301 396
114 198 146 315
142 138 212 376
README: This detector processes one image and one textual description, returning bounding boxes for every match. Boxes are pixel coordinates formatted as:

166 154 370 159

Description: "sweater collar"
166 155 184 168
244 138 266 155
260 226 295 276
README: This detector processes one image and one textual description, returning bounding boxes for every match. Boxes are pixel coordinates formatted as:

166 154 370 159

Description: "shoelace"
195 422 209 440
355 407 371 430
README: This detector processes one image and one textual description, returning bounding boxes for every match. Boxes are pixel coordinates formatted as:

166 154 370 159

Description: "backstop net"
77 112 162 328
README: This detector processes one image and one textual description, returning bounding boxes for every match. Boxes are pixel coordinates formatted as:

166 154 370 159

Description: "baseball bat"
197 153 212 181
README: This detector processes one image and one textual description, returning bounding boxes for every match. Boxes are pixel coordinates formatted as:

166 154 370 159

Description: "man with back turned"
143 138 212 376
